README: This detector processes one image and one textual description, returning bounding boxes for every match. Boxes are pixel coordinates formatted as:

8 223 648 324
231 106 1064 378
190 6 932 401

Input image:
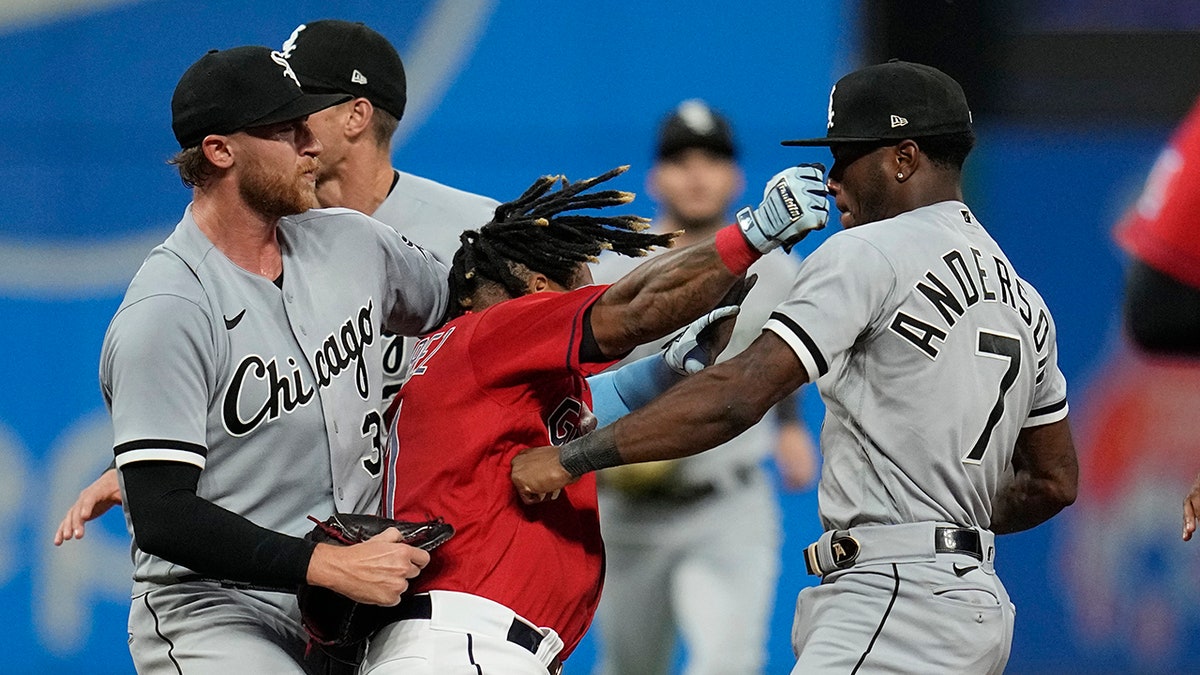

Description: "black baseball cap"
282 20 407 121
782 60 972 146
656 99 737 160
171 46 351 149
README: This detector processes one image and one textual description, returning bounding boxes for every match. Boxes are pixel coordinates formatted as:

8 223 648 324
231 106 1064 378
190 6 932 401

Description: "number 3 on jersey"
963 329 1021 465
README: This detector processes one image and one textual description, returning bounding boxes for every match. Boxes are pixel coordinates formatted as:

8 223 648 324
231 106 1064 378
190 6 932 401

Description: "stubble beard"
238 154 320 221
849 162 890 228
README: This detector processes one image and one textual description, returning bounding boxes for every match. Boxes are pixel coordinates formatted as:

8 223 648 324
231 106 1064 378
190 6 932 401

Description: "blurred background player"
1115 94 1200 361
590 99 818 675
1100 93 1200 537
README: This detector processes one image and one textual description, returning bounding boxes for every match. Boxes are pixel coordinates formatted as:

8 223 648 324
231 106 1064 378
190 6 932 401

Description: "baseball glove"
298 513 455 655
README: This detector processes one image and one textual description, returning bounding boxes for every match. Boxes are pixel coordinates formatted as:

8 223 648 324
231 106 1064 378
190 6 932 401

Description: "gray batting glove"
735 163 829 253
662 305 741 375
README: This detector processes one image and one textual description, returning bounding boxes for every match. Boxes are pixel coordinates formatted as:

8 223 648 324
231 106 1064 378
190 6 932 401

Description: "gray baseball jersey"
372 170 498 400
763 200 1068 532
103 205 448 585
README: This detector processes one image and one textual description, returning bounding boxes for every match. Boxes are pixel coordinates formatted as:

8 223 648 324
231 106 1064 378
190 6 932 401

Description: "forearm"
122 461 315 588
587 353 681 426
991 418 1078 534
593 227 753 356
564 360 775 475
521 333 808 501
990 471 1075 534
616 362 767 462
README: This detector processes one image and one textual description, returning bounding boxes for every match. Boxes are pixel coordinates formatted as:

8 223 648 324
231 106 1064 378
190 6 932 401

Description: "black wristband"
558 425 623 478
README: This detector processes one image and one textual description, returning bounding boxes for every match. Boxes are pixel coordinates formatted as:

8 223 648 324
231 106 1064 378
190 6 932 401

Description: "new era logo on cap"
351 69 368 85
890 115 908 128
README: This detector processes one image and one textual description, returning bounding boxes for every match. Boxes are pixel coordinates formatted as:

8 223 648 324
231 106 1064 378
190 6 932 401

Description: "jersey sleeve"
470 285 616 386
1024 311 1070 427
763 233 897 382
101 294 216 469
375 218 451 336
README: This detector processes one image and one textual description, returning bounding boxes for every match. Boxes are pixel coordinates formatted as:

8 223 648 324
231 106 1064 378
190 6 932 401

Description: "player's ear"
894 139 920 180
526 273 551 294
526 272 571 294
201 135 235 169
731 164 747 202
645 165 662 203
344 98 374 140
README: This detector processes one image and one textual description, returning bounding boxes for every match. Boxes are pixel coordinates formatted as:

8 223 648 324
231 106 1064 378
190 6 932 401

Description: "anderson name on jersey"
764 201 1068 531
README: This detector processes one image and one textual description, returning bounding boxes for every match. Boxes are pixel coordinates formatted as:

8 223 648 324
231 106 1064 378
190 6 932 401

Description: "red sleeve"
1115 98 1200 289
468 285 618 386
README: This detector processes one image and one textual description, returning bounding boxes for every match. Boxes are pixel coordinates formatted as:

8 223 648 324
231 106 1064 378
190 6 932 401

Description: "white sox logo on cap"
270 50 302 88
825 84 836 130
280 23 306 58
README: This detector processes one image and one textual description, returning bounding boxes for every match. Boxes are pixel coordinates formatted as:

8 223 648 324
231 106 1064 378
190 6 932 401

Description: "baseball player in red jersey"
363 164 829 674
1108 95 1200 536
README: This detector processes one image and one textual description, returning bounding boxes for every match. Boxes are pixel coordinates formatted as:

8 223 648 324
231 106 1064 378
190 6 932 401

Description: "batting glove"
736 163 829 253
662 305 741 375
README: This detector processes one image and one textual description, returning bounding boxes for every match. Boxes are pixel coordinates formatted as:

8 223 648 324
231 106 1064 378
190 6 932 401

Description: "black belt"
395 594 562 675
637 464 756 503
935 526 983 561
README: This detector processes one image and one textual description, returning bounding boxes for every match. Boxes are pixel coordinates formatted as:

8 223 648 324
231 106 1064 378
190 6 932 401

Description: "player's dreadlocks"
447 165 676 317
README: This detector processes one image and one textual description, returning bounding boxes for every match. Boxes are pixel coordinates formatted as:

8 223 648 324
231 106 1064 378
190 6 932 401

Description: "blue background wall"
3 1 1192 673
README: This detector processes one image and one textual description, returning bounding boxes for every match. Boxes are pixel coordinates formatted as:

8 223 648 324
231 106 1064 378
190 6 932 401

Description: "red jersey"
1116 98 1200 289
381 284 617 657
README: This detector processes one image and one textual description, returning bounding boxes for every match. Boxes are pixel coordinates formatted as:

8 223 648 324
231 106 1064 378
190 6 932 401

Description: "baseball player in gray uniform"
591 100 816 675
511 61 1079 674
280 19 500 403
108 46 446 674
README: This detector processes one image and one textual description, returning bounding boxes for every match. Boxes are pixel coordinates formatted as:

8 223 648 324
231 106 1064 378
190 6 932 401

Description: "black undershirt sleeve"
579 305 606 363
1123 259 1200 355
579 304 636 364
121 460 316 588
